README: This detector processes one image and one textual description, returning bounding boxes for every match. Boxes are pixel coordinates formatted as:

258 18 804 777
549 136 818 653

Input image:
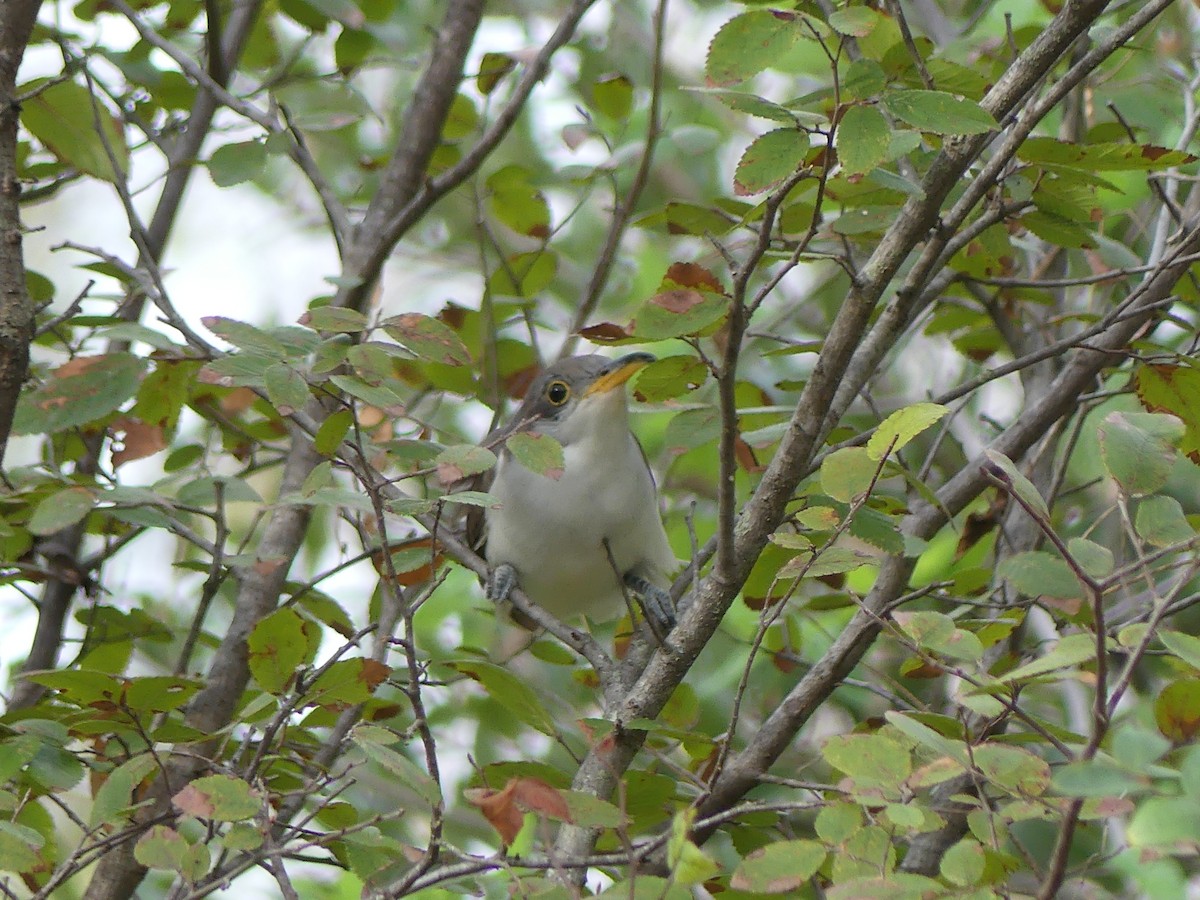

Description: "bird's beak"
583 352 656 396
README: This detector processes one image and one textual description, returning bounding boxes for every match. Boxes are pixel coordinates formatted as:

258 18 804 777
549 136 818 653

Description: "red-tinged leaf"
434 444 496 486
13 353 147 435
174 775 261 822
110 416 167 468
706 10 801 86
382 313 472 366
734 128 808 195
505 431 564 480
651 289 706 314
731 840 826 893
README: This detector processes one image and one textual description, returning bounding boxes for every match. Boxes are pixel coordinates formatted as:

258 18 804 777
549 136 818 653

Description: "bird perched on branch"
467 352 678 634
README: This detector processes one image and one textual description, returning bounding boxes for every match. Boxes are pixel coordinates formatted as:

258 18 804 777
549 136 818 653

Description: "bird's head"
514 352 655 447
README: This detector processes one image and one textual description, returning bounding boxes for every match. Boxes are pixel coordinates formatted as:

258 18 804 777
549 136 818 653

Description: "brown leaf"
649 288 706 314
501 363 540 399
172 783 216 818
464 781 523 845
359 659 391 691
577 322 634 343
664 261 724 294
110 417 167 468
220 386 257 414
734 436 763 473
436 462 465 485
510 777 571 822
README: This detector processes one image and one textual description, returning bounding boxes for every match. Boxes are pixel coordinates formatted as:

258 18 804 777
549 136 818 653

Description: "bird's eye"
545 380 571 406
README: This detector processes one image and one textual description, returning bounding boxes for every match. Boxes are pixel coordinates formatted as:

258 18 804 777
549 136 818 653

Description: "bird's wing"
462 464 494 558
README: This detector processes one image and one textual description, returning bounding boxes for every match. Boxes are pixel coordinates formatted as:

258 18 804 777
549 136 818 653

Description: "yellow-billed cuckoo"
467 352 677 632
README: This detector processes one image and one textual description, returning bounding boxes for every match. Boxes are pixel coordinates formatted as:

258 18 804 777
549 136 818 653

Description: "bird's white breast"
485 421 675 621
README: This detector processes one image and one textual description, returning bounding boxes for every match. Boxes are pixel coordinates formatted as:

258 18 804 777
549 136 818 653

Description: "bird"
465 352 678 633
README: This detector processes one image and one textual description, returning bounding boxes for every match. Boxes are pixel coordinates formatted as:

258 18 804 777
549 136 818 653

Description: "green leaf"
91 754 159 828
124 676 202 712
592 72 634 119
13 353 147 435
734 128 808 195
486 165 551 239
207 140 267 187
174 774 262 822
883 90 997 135
1135 496 1194 547
940 839 986 887
1134 365 1200 463
447 660 558 737
477 51 516 95
972 743 1050 794
998 551 1083 600
434 444 496 483
134 825 210 881
1001 632 1097 682
1097 410 1183 496
731 840 826 893
353 730 442 807
867 402 947 460
505 432 564 479
1066 537 1113 579
822 732 911 787
981 449 1049 521
304 658 391 706
314 409 354 456
667 808 720 884
0 821 45 875
828 6 881 37
20 78 129 180
1017 137 1198 171
893 610 984 662
1160 630 1200 672
632 355 708 402
884 711 970 767
300 306 368 333
487 251 557 298
28 485 96 536
328 373 406 409
820 446 878 502
379 312 472 366
634 290 728 340
815 802 862 843
706 10 801 85
201 316 288 356
264 363 311 415
247 608 317 693
1052 758 1146 798
837 104 890 176
1155 679 1200 742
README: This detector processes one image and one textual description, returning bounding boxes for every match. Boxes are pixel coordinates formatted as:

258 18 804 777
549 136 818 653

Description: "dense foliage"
2 0 1200 897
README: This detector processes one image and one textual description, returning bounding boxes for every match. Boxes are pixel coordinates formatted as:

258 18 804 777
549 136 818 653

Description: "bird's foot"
623 573 676 634
487 563 517 605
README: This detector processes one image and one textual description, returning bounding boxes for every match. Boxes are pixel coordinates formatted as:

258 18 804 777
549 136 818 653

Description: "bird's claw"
487 563 517 606
623 573 676 634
